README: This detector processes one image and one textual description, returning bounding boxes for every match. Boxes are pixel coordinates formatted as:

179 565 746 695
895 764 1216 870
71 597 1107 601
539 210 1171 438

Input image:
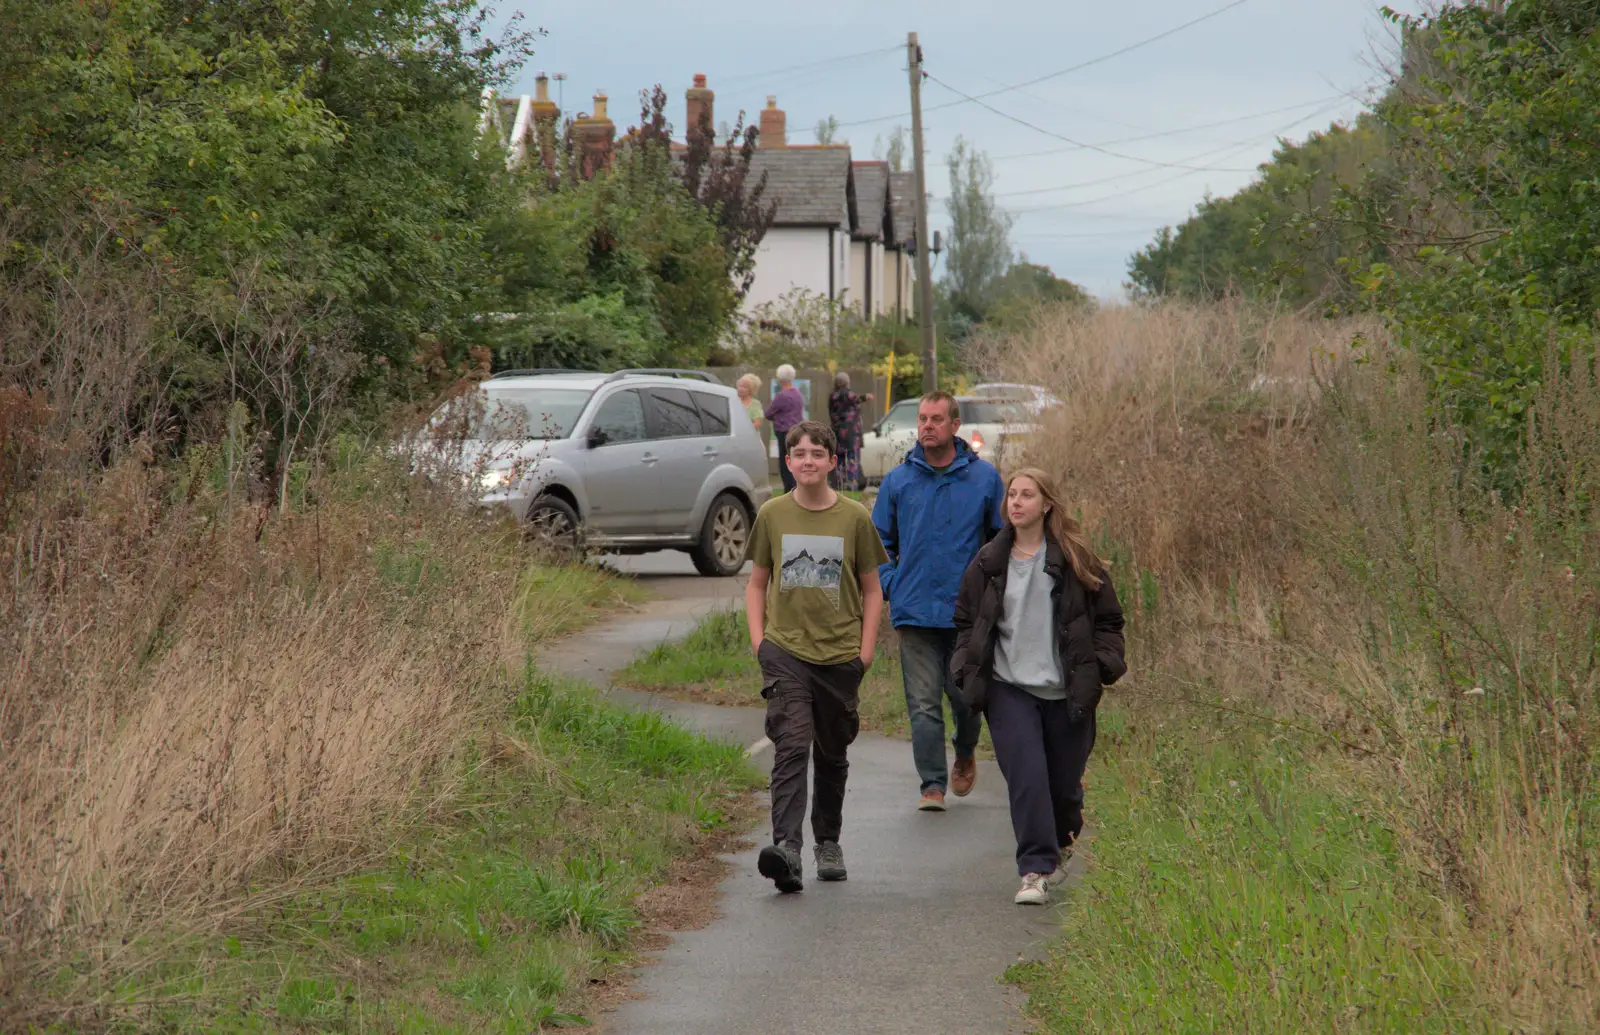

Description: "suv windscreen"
643 387 704 438
450 386 590 440
962 401 1029 425
589 389 647 445
878 401 918 434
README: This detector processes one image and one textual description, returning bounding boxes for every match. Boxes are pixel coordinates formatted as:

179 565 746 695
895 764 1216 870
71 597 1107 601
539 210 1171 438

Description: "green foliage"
982 259 1095 333
1352 1 1600 474
1127 121 1391 304
1 0 529 369
483 99 742 372
1128 2 1600 478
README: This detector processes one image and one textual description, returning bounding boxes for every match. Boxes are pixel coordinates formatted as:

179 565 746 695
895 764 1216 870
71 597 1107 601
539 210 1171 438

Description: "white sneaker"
1014 872 1049 905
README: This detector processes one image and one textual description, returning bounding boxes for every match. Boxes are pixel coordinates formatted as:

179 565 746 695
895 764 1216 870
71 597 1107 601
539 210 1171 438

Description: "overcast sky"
497 0 1429 300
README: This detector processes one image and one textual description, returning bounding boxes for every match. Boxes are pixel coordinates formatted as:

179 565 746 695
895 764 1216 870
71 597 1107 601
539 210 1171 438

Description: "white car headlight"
480 469 515 491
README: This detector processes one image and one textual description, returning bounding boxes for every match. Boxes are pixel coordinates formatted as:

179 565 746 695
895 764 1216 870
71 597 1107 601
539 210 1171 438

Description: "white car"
859 395 1034 484
972 382 1063 416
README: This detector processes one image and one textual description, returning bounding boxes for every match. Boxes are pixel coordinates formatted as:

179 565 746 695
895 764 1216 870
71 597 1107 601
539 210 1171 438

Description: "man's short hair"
920 390 960 422
785 420 837 456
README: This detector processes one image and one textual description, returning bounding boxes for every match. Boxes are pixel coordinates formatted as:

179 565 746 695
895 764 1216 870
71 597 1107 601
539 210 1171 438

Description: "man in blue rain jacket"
873 391 1006 811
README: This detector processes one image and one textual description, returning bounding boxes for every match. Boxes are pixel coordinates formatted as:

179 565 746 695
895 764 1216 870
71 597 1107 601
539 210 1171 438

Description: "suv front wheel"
525 495 583 563
690 493 751 577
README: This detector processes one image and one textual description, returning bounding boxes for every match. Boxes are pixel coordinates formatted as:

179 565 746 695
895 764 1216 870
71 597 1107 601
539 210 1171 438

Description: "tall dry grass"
0 436 613 1024
976 299 1600 1028
972 301 1348 579
0 211 623 1027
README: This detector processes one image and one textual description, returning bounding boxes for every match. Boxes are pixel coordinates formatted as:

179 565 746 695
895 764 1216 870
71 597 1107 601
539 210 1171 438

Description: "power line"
1005 97 1353 215
991 98 1350 200
991 95 1344 163
840 0 1253 128
1015 227 1165 240
714 45 901 88
925 72 1258 173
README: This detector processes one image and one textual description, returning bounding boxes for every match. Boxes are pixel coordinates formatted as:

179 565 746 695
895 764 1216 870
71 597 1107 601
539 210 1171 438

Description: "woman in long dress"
827 371 871 491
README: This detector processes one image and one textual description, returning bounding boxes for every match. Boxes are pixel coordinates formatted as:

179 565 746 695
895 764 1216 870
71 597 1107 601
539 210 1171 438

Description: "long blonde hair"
1005 467 1105 591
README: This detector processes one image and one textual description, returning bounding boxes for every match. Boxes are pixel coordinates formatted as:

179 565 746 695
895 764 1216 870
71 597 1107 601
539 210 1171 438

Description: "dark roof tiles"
851 162 889 241
889 170 917 248
749 147 854 228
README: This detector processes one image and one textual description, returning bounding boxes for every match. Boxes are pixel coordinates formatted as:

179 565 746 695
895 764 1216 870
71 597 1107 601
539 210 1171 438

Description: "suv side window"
691 392 731 436
589 389 647 446
643 387 704 439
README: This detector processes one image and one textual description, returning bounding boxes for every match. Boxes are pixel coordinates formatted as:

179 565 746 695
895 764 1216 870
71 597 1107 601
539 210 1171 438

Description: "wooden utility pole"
907 31 937 393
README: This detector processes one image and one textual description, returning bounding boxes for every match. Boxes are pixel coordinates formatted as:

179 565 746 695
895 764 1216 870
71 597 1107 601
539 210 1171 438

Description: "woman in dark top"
828 371 872 491
951 467 1126 906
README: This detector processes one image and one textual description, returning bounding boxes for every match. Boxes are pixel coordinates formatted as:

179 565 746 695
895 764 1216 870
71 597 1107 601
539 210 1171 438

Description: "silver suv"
438 369 771 576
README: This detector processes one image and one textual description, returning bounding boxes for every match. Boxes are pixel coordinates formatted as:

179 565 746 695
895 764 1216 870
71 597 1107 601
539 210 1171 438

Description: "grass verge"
67 669 760 1033
617 607 995 755
617 607 911 738
1006 703 1492 1032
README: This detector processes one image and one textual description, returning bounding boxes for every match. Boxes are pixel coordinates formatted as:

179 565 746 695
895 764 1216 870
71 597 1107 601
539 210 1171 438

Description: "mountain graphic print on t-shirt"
780 533 845 607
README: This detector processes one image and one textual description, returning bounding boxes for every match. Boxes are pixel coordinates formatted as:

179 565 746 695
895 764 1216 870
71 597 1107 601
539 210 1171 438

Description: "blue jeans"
898 625 983 792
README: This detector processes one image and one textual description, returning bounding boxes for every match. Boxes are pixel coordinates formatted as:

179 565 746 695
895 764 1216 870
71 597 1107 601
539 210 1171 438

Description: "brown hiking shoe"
951 756 977 797
918 788 947 812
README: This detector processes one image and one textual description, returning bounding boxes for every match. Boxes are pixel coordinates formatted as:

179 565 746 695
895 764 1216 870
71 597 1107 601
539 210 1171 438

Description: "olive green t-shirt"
748 493 890 666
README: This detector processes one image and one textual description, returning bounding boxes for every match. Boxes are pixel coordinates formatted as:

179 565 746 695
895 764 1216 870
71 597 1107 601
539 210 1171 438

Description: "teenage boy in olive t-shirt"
746 420 889 893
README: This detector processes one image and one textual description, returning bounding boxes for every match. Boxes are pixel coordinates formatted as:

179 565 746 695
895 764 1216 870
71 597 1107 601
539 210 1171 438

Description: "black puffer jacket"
950 526 1127 720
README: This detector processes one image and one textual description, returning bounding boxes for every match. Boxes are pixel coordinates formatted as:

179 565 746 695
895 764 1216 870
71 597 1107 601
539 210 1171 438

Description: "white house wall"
872 241 888 318
849 240 869 317
885 248 915 321
743 226 851 313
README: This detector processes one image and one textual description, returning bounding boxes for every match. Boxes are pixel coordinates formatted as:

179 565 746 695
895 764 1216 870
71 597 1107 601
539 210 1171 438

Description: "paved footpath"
540 551 1066 1035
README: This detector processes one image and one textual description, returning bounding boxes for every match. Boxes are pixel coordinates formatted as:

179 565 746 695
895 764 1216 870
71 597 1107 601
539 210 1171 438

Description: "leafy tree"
1127 121 1391 304
0 0 535 370
814 115 841 145
0 0 538 484
642 86 775 304
1353 0 1600 474
484 86 755 371
1124 0 1600 477
985 260 1094 331
874 126 908 172
942 136 1013 319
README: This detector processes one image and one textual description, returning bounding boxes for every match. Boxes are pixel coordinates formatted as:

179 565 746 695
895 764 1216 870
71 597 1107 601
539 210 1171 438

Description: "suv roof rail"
488 368 598 379
602 368 722 385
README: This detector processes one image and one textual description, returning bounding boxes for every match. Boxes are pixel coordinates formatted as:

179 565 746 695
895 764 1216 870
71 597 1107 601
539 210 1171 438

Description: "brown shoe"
950 756 977 797
918 788 947 812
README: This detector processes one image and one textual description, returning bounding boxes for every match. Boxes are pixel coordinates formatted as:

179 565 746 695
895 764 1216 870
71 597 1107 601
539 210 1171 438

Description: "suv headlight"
480 469 515 491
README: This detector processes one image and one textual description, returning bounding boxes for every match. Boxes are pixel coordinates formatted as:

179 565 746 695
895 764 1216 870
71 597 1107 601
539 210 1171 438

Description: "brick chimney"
530 72 561 174
686 73 715 143
759 95 787 149
574 91 615 178
531 71 560 125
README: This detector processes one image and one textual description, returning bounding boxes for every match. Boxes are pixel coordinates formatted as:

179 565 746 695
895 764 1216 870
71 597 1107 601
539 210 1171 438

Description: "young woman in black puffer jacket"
950 466 1126 905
